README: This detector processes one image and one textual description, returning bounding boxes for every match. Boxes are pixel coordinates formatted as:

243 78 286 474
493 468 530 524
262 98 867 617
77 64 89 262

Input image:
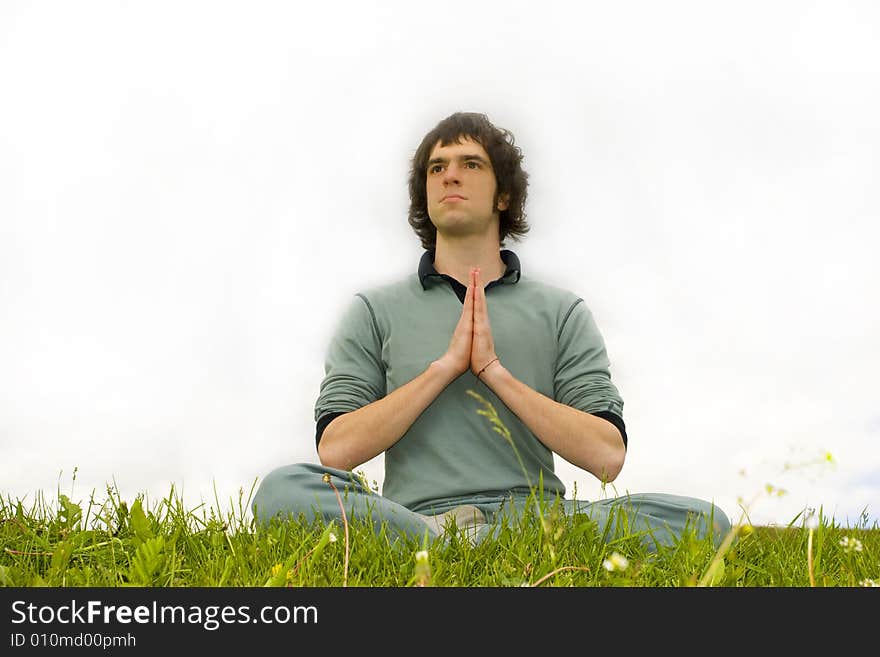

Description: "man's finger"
474 268 485 322
457 268 475 328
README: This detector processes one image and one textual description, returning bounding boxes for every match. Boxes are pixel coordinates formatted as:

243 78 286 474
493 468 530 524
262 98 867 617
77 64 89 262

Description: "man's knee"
706 502 732 543
252 463 319 526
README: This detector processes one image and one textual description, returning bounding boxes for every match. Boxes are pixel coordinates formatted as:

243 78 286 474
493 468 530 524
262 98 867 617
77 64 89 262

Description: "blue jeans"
251 462 732 550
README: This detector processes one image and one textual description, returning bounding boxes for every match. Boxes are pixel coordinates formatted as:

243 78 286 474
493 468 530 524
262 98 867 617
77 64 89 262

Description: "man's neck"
433 235 505 287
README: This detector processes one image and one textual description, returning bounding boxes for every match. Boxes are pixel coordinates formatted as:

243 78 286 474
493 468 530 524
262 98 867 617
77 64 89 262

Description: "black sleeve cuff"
591 410 627 449
316 411 346 451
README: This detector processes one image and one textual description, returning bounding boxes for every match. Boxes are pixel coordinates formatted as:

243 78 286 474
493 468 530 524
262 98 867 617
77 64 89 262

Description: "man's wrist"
429 357 465 384
476 358 507 387
476 356 499 378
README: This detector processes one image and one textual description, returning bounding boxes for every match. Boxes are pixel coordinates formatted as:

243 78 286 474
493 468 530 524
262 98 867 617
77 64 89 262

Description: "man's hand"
435 268 476 377
434 267 500 379
470 267 499 378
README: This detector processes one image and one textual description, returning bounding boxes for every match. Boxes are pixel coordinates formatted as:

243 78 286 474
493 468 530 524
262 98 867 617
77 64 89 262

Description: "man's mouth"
441 195 465 202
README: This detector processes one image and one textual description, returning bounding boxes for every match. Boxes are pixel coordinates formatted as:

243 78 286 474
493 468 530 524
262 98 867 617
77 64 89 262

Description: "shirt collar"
418 249 522 290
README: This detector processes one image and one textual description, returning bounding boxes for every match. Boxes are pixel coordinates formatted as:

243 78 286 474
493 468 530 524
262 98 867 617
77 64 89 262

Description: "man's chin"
430 214 493 233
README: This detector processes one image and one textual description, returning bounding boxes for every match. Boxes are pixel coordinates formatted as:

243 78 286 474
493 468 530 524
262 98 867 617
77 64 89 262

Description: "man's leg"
471 492 731 551
566 493 732 550
251 463 434 542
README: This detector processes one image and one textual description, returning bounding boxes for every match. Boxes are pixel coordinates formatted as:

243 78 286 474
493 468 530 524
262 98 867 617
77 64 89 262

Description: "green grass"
1 478 878 587
3 394 877 587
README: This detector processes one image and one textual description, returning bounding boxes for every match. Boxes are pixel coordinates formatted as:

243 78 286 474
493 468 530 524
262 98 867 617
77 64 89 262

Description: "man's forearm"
318 360 460 471
478 362 626 483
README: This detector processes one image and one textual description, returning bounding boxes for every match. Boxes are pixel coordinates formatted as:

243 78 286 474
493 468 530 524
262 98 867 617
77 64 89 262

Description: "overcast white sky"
1 1 878 529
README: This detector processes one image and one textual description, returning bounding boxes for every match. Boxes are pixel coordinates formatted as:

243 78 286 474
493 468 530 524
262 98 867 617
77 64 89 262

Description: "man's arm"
477 363 626 482
469 268 626 483
318 277 477 471
318 359 459 471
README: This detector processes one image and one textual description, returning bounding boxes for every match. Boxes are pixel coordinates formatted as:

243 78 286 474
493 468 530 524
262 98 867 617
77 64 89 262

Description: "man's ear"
496 192 510 212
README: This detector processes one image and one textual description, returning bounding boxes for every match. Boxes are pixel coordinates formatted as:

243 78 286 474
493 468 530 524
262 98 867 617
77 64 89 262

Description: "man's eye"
466 161 479 169
429 165 443 174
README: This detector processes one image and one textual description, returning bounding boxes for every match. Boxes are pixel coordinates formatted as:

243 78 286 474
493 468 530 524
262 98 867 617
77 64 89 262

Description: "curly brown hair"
407 112 530 250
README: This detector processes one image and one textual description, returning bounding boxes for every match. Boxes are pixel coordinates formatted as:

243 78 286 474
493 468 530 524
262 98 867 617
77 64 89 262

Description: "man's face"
425 137 509 239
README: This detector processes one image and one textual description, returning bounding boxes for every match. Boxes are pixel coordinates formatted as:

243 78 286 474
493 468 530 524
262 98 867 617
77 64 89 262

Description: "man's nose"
442 164 461 184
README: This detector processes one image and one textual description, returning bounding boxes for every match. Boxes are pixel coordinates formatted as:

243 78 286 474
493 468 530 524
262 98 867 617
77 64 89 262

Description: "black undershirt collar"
418 248 522 303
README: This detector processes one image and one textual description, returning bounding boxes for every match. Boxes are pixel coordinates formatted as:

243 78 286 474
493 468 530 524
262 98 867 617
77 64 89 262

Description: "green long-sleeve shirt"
314 250 624 513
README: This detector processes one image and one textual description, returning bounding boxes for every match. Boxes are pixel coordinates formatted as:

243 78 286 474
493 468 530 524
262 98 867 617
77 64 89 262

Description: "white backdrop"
2 1 878 528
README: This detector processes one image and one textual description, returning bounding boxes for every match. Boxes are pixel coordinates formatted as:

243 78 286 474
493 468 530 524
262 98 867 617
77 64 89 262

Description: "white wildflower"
804 510 819 530
602 551 629 572
859 579 878 587
839 536 863 554
328 531 338 543
415 550 429 564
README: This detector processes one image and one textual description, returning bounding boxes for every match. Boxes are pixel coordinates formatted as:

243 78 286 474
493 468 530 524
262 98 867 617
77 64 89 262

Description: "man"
252 112 731 549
